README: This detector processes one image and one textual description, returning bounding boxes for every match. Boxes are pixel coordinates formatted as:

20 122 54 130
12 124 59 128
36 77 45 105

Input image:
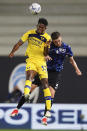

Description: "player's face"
53 36 62 47
36 24 46 34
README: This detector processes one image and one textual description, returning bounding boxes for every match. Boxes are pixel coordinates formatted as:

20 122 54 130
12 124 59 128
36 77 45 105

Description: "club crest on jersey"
41 36 45 41
59 48 66 53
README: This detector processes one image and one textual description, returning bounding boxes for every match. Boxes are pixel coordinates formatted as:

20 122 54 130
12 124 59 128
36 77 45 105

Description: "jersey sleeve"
66 45 73 57
20 31 30 43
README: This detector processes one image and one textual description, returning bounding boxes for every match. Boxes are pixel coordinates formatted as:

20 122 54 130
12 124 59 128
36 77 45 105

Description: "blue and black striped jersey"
47 42 73 72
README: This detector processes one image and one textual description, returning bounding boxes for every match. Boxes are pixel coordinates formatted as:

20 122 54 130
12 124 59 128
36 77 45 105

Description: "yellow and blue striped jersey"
21 29 51 61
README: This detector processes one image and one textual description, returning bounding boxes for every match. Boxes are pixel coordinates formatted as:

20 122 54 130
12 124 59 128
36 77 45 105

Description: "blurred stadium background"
0 0 87 55
0 0 87 130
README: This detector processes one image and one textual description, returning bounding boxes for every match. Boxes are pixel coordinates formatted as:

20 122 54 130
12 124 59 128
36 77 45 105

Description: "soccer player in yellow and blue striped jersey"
9 18 52 118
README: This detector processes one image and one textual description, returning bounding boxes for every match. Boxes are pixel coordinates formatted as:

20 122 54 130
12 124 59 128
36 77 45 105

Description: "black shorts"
48 70 62 90
33 70 62 91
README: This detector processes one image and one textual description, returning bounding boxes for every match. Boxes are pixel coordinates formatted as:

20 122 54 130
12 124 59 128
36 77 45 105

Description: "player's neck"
36 30 45 35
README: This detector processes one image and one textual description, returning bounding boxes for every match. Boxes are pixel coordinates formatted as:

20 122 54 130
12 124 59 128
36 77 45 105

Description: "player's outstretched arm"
9 40 23 58
69 56 82 76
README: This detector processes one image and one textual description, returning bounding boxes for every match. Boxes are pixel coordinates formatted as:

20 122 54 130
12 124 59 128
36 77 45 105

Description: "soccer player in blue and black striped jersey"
42 31 82 125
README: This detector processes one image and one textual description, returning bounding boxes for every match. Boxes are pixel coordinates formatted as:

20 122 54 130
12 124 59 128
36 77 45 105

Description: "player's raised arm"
9 40 23 58
44 40 51 56
69 56 82 76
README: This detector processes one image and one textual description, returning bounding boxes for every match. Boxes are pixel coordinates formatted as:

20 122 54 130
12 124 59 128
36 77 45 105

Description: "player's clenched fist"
9 52 14 58
46 40 52 46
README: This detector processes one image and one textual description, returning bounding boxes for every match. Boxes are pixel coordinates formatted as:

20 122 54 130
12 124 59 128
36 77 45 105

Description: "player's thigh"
26 70 37 80
48 71 61 90
38 63 48 79
26 58 37 80
26 59 37 72
40 78 48 89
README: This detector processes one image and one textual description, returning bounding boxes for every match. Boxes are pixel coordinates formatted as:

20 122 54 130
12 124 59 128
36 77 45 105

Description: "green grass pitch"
0 129 87 131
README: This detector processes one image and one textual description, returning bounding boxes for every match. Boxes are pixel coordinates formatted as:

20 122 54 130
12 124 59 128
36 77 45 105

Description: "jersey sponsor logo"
29 37 43 47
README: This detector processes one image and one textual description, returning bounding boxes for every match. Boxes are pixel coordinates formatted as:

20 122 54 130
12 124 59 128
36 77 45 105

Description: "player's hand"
9 52 14 58
45 55 52 61
46 40 52 46
76 69 82 76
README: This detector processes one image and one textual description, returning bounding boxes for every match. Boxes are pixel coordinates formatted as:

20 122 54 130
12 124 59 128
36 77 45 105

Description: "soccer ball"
29 3 41 15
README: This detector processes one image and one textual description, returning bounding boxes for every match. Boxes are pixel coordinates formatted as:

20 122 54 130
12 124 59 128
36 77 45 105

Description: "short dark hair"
38 18 48 26
51 32 61 40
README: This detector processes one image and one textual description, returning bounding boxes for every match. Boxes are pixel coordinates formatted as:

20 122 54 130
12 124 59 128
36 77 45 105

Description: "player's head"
36 18 48 34
51 32 62 46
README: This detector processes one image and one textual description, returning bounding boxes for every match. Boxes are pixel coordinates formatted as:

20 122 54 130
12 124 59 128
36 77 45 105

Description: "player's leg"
10 83 38 117
37 62 51 125
17 84 37 108
44 86 55 116
30 74 41 92
38 63 52 116
24 58 37 100
24 70 37 99
41 78 51 117
17 75 40 109
42 87 55 126
40 78 51 125
42 71 61 125
10 70 37 117
50 86 55 106
48 70 61 108
10 75 40 117
10 59 38 116
15 75 39 111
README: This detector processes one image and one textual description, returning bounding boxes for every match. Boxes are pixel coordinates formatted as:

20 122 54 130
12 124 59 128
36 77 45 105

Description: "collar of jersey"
35 30 45 35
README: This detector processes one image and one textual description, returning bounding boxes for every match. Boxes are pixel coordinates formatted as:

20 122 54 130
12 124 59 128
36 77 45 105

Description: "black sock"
44 105 47 116
17 95 26 109
44 98 54 116
51 98 54 107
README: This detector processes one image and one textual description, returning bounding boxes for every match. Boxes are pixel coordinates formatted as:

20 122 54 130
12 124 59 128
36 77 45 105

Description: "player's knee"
26 74 32 81
42 83 48 89
26 71 33 81
41 79 49 89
